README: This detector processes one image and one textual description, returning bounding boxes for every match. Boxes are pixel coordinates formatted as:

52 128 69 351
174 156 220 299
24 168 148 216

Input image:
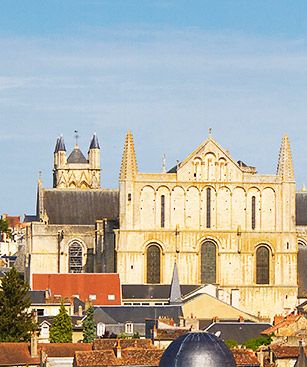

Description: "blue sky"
1 1 307 215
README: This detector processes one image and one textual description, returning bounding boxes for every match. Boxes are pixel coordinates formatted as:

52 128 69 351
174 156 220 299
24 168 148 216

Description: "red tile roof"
5 216 21 229
269 344 307 358
232 349 260 366
93 339 153 350
261 315 301 335
39 343 92 357
0 343 39 366
75 348 164 366
32 273 121 305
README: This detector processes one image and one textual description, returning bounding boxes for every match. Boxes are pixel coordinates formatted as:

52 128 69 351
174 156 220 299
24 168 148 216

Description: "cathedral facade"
25 130 307 319
117 132 298 318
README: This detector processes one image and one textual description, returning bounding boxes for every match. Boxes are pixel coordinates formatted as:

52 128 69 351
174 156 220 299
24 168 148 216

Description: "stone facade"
117 132 298 318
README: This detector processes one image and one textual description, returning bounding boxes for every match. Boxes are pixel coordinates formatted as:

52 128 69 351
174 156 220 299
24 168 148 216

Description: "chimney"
78 305 83 317
179 316 185 328
30 332 38 358
239 315 244 323
116 339 122 359
45 289 50 300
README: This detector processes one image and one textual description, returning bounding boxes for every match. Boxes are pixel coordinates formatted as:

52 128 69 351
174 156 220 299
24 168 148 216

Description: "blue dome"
159 332 236 367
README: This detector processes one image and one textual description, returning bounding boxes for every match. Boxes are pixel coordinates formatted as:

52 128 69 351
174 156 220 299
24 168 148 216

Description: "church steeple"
169 262 182 305
120 130 138 180
277 134 294 181
57 135 66 152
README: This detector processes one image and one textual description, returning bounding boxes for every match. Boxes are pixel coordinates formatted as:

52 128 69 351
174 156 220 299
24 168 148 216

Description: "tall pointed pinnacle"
294 340 306 367
58 135 66 152
277 134 294 181
120 130 138 180
54 137 60 153
89 133 100 149
169 262 182 305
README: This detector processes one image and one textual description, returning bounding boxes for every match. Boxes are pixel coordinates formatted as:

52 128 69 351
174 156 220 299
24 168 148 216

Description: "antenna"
74 130 79 147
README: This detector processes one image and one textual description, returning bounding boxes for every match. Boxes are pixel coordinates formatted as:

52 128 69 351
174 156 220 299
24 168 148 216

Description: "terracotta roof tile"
0 343 39 366
269 344 307 358
261 315 301 335
232 349 260 366
38 343 92 357
32 273 121 305
93 339 153 350
75 348 163 366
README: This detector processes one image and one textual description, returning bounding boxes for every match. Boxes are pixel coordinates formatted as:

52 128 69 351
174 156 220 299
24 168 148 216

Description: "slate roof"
67 147 88 164
94 305 183 324
28 290 46 304
89 134 100 149
122 285 200 300
204 322 271 344
32 273 121 305
42 189 119 224
296 192 307 225
298 245 307 297
0 343 39 366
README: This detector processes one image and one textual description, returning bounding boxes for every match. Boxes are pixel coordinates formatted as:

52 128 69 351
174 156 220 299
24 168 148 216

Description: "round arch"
146 243 162 284
199 239 218 284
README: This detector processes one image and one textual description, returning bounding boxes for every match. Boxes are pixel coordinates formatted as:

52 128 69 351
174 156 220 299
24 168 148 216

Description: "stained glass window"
69 242 83 273
206 188 211 228
147 244 161 284
256 246 269 284
201 240 216 284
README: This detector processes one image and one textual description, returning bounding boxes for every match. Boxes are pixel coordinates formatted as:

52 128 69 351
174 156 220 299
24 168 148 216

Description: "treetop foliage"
0 267 36 342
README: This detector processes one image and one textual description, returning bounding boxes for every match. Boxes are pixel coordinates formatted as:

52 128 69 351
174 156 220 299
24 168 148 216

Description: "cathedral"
25 131 307 319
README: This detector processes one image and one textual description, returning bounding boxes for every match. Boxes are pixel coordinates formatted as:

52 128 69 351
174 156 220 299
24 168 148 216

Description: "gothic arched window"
69 242 83 273
146 244 161 284
256 246 270 284
201 240 217 284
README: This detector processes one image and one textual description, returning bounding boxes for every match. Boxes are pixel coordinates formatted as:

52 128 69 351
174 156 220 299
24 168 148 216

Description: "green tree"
83 306 96 343
243 334 273 351
50 303 73 343
0 267 36 341
225 339 238 349
0 218 11 239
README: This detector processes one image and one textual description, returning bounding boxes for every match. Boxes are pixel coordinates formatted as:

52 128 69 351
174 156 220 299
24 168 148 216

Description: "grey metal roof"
296 192 307 225
28 290 46 304
94 305 183 324
204 322 272 344
159 332 236 367
89 134 100 149
23 215 38 223
43 189 119 225
67 147 88 164
169 263 182 305
122 285 200 300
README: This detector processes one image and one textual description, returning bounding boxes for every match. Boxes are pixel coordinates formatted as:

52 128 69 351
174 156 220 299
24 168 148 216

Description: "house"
94 305 183 337
32 273 121 305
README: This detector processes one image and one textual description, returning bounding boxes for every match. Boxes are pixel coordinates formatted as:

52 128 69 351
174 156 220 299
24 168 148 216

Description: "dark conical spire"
89 133 100 149
54 137 60 153
294 340 306 367
169 262 182 305
58 135 66 152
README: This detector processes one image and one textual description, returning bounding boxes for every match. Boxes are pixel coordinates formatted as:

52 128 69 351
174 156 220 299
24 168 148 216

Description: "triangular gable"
179 137 240 170
177 137 251 182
